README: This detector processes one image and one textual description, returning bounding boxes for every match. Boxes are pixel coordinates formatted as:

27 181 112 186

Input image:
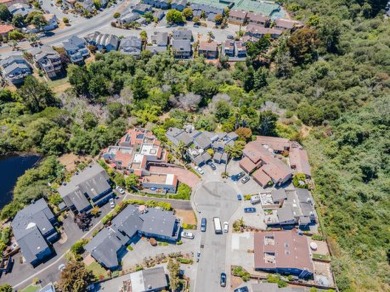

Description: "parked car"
223 221 229 233
220 272 227 287
200 218 207 232
241 176 250 184
58 264 65 271
196 251 201 262
231 171 246 181
196 166 204 175
181 231 195 239
227 34 234 39
109 198 115 208
237 194 242 201
244 207 256 213
207 161 216 170
116 186 125 195
234 286 249 292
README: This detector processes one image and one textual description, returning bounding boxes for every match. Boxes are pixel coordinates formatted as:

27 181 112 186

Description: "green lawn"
87 261 109 280
21 285 40 292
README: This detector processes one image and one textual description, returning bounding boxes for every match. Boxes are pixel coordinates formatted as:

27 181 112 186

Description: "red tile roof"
254 230 314 273
256 136 290 152
229 9 247 20
0 24 14 35
239 156 260 173
199 41 218 52
247 12 269 24
252 167 271 186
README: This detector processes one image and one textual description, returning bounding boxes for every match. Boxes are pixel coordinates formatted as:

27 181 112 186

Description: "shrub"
71 239 89 255
178 257 193 264
232 266 251 281
176 240 183 245
312 234 325 241
292 173 308 188
127 245 133 251
175 183 192 200
113 12 120 18
244 194 251 201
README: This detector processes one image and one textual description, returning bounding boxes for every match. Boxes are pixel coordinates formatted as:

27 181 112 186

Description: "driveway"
148 166 200 188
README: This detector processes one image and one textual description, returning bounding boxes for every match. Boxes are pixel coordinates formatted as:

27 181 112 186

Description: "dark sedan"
244 207 256 213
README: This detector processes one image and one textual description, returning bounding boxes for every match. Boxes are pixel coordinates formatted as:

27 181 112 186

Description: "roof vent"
148 284 152 289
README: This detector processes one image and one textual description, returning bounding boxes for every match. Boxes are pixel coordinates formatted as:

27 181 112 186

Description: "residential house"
86 205 180 269
254 230 314 279
0 24 14 38
0 0 28 7
141 174 178 193
145 45 167 54
78 0 95 12
132 3 152 15
190 3 224 21
102 128 168 176
31 46 63 78
172 28 192 41
228 9 247 25
0 55 32 85
166 127 194 147
8 3 32 17
256 136 290 153
143 0 170 9
171 39 192 58
239 139 292 187
119 36 143 57
235 41 247 57
193 132 212 150
274 18 303 31
153 10 165 21
85 32 119 52
151 31 168 46
289 141 311 178
246 24 283 39
224 40 235 57
62 35 90 63
171 0 187 11
42 14 58 31
198 41 218 59
11 199 58 266
247 12 269 26
213 152 228 164
96 267 168 291
118 11 141 24
58 163 113 213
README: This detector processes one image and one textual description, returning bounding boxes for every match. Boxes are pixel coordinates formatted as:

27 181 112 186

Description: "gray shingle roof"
271 189 287 202
194 133 212 149
140 267 168 291
277 206 295 224
172 29 192 40
140 208 177 239
17 225 49 264
111 205 143 238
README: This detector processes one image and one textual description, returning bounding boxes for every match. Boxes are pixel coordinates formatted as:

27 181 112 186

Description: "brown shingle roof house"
289 141 311 178
256 136 290 153
254 230 314 279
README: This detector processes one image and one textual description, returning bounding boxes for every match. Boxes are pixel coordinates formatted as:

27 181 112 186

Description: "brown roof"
256 136 290 152
274 19 302 30
246 24 269 35
254 230 314 273
224 40 234 50
252 167 271 186
235 41 246 51
261 161 291 183
199 41 218 52
239 156 260 173
229 9 247 20
289 142 311 177
0 24 14 34
247 12 269 23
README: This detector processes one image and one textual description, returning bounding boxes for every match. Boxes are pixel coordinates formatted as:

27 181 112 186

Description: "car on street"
227 34 234 39
200 218 207 232
196 251 201 262
241 176 250 184
244 207 256 213
223 221 229 233
109 198 115 208
207 161 216 170
220 272 227 287
181 231 195 239
58 264 65 271
116 186 125 194
196 166 204 175
234 286 249 292
237 194 242 200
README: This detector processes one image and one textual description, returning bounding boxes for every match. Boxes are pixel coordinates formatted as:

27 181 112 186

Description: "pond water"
0 154 41 209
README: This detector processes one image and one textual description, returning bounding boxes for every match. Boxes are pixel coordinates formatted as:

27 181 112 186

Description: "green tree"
18 76 59 113
40 128 68 155
225 140 246 159
167 259 180 291
214 100 230 122
235 127 252 141
0 283 12 292
214 14 223 24
253 67 267 90
166 9 183 23
258 111 278 136
8 30 24 40
0 4 11 21
287 27 319 64
182 7 193 20
58 261 94 292
68 65 90 96
125 174 139 190
12 14 25 28
113 12 120 19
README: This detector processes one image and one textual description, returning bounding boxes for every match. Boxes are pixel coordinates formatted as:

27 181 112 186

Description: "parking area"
231 200 267 230
227 160 265 195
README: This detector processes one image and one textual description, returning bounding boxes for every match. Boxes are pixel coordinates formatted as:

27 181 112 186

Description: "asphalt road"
193 181 240 292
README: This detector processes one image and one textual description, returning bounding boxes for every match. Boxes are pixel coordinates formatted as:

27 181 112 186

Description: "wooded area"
0 0 389 290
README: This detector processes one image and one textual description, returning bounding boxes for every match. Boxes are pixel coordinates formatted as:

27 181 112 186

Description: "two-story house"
11 199 59 266
85 32 120 52
171 29 192 59
198 41 218 59
143 0 170 9
62 35 90 63
0 55 32 85
119 36 143 57
31 46 63 78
